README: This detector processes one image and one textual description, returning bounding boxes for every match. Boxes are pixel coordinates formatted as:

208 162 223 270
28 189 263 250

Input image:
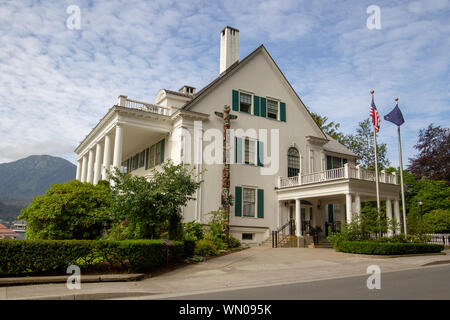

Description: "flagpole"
371 90 382 235
395 98 408 236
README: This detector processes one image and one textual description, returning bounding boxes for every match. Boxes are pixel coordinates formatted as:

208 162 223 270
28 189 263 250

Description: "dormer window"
239 92 252 113
267 99 278 119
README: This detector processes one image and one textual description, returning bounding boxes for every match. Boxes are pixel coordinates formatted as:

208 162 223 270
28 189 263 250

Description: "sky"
0 0 448 168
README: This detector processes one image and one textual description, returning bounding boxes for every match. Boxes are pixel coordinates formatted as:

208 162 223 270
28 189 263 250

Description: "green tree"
423 209 450 233
18 180 112 240
311 112 345 143
408 124 449 183
343 118 390 169
107 161 202 240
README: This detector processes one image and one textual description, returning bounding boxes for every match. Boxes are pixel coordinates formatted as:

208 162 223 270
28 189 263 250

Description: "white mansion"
75 26 401 245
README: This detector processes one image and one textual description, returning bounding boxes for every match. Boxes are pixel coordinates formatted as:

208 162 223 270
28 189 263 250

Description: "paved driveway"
2 247 449 299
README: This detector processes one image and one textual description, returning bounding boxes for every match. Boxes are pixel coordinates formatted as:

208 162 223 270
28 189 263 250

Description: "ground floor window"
242 233 253 240
243 188 256 217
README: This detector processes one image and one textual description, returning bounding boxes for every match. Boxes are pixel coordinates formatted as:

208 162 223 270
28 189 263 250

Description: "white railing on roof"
117 95 172 116
278 164 398 188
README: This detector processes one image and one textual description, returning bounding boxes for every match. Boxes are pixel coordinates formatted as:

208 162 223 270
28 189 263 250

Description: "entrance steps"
261 233 333 249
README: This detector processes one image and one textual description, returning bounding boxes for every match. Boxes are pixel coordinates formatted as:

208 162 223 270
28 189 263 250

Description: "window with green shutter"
232 90 239 111
260 97 267 117
253 96 260 116
257 189 264 218
235 137 243 164
235 186 242 216
280 102 286 122
257 141 264 167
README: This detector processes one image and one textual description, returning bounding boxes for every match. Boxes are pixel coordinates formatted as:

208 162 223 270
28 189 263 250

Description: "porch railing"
278 164 398 188
118 95 172 116
272 219 295 248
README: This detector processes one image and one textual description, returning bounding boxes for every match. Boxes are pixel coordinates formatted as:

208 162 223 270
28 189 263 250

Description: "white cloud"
0 0 448 169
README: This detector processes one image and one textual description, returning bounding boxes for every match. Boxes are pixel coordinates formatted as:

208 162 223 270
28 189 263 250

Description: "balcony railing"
118 95 172 116
278 164 398 188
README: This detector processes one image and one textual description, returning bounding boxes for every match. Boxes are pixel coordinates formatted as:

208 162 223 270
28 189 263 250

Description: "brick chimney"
220 26 239 74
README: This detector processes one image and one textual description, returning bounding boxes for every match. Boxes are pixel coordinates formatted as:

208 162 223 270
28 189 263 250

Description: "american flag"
369 95 380 132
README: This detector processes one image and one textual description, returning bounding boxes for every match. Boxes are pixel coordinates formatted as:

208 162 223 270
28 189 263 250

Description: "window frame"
239 92 252 114
244 137 257 165
242 187 257 218
266 98 279 120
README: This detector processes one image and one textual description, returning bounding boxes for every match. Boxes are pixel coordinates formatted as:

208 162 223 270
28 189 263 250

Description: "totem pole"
214 105 237 241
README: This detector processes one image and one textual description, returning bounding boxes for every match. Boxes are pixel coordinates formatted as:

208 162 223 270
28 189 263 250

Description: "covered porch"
275 164 402 245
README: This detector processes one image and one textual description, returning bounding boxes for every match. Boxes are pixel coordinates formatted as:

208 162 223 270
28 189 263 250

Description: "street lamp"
418 199 423 223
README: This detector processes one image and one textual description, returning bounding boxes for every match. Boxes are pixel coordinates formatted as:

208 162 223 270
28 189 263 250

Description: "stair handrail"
272 219 295 248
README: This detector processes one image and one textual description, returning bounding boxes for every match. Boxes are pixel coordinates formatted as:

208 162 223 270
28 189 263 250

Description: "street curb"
0 274 146 287
353 252 447 259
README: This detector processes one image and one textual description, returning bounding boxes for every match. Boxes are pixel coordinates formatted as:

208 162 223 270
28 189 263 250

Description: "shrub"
183 221 204 241
227 235 241 249
334 241 443 255
18 180 112 240
183 239 196 258
194 239 217 256
0 239 190 276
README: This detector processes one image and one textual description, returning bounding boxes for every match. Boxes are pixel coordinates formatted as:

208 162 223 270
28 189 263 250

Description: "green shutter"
328 204 334 222
280 102 286 122
257 141 264 167
235 186 242 216
145 148 149 170
160 138 165 163
235 137 242 164
326 156 332 170
232 90 239 111
257 189 264 218
253 96 260 116
260 97 266 117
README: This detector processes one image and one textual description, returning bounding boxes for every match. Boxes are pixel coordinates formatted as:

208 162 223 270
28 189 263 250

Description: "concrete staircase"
308 235 333 248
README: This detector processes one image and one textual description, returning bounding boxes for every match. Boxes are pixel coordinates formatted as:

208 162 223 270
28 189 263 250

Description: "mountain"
0 155 76 221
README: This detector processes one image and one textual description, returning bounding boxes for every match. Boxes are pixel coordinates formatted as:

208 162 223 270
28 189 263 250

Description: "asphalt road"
168 264 450 300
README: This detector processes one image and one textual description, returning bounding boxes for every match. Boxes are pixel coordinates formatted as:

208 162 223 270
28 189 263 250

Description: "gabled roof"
183 44 328 140
323 133 358 158
0 223 18 237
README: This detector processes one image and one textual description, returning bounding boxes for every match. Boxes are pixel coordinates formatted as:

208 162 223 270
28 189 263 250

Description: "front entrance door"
289 204 295 235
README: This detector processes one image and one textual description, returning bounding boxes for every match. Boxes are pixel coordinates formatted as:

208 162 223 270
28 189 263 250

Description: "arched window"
287 147 300 177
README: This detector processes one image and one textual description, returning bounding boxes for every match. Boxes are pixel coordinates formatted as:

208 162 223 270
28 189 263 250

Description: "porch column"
295 198 302 237
345 193 353 224
386 198 393 236
277 201 283 229
80 155 88 182
112 125 124 171
76 159 82 181
93 142 102 185
394 199 401 234
86 149 95 183
355 193 361 215
102 134 112 181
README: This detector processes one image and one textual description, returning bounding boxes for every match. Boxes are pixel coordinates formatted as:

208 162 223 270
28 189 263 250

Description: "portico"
75 96 174 184
276 163 402 239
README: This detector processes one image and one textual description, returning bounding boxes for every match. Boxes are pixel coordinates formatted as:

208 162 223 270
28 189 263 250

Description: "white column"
113 125 124 171
386 198 393 236
344 163 349 178
102 134 112 181
277 201 283 229
76 159 82 181
346 193 353 224
80 155 88 182
93 143 102 185
356 164 361 179
394 199 401 234
295 198 302 237
86 149 95 183
355 193 361 216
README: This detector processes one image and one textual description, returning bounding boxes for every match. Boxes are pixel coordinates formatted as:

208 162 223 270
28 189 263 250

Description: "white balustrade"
278 164 398 188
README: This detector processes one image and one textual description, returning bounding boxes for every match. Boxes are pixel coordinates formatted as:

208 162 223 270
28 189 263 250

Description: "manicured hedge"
335 241 444 255
0 239 193 276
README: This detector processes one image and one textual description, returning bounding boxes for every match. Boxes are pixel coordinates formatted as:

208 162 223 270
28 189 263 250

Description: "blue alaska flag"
384 102 405 126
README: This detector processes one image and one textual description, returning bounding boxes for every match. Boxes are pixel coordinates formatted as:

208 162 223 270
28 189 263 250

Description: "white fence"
278 164 398 188
425 233 450 246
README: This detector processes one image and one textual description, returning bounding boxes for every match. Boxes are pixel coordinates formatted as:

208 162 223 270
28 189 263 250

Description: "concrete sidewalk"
2 247 449 300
